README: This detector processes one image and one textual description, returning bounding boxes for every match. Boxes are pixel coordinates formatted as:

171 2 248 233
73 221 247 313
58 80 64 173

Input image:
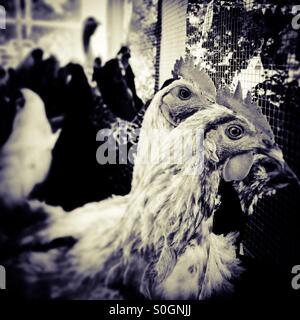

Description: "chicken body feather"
0 58 297 300
1 105 257 299
0 89 59 207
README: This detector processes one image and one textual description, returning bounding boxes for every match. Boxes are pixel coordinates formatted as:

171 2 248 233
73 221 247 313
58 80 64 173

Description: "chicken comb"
216 82 274 141
172 56 216 103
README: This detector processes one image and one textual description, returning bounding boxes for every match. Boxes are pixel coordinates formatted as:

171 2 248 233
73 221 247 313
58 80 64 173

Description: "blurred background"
0 0 300 290
0 0 158 101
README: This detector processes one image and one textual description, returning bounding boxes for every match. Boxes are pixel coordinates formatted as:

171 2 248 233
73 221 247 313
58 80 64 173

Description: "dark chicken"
0 47 146 210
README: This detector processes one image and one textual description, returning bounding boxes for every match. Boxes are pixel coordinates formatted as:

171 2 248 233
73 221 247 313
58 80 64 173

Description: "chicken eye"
225 125 244 140
178 87 191 100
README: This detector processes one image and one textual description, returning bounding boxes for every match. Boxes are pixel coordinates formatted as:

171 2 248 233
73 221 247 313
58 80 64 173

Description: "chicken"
6 47 146 209
82 17 100 73
0 89 59 208
0 38 149 210
34 61 146 210
213 83 299 254
82 17 100 56
16 50 62 118
0 58 297 300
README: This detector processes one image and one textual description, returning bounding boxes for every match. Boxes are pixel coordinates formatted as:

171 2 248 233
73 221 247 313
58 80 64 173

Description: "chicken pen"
156 0 300 274
0 0 299 302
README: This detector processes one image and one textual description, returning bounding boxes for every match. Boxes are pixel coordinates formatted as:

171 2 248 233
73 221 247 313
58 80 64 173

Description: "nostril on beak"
262 139 272 149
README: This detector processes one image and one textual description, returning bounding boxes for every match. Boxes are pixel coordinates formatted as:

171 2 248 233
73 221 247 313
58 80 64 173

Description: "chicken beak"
266 147 284 165
266 147 300 188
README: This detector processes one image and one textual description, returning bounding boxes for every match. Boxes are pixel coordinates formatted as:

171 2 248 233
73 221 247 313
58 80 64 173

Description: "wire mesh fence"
186 0 300 269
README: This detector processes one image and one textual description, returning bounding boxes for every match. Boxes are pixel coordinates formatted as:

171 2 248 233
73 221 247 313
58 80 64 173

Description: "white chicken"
0 89 59 207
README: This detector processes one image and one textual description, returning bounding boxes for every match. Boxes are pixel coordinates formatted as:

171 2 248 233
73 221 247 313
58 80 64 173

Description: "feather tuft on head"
216 84 274 141
233 81 243 101
245 90 252 105
172 56 216 103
